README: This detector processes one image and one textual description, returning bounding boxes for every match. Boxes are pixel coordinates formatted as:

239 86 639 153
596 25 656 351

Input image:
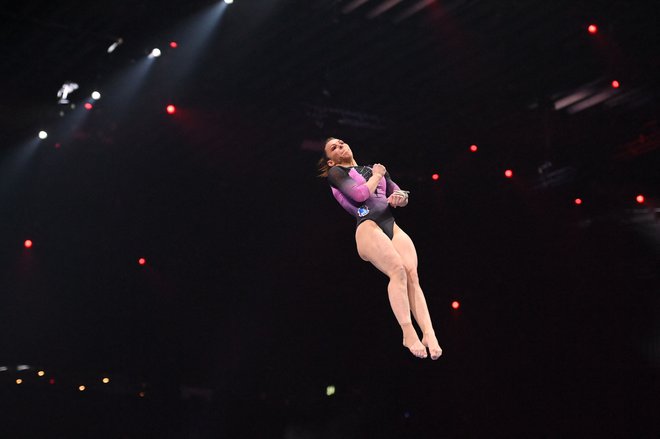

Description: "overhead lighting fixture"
57 82 79 104
107 38 124 54
148 48 162 58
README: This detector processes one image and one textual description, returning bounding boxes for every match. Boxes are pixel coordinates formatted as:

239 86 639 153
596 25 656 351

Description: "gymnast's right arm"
328 165 385 202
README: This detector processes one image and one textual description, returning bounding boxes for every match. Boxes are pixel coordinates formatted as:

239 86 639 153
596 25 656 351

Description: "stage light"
166 104 176 114
170 41 178 48
107 38 123 54
38 131 48 139
49 378 56 385
0 367 7 372
91 91 101 100
574 198 583 205
587 24 598 34
16 379 23 385
17 365 31 371
451 301 460 310
24 240 33 248
84 102 93 110
139 391 146 398
611 80 620 88
57 82 79 104
149 48 162 58
79 385 86 392
636 194 645 204
224 0 234 4
431 173 439 181
326 385 336 396
138 258 146 265
102 377 110 384
37 371 45 377
470 144 478 152
504 169 513 178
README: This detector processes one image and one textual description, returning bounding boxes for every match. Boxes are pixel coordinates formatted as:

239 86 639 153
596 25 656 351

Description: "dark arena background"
1 1 659 437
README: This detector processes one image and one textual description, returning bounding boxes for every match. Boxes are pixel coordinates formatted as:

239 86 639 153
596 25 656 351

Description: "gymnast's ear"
326 159 336 167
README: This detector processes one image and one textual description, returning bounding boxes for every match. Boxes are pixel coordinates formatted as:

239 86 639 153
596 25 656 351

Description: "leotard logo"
357 205 369 217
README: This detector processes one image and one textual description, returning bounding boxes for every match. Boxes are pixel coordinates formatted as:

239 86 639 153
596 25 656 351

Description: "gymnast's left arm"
385 172 409 208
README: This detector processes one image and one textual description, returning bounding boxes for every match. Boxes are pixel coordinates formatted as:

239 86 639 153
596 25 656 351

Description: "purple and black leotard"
327 165 402 240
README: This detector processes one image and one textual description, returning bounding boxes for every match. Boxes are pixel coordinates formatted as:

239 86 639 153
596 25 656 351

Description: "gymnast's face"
325 138 354 167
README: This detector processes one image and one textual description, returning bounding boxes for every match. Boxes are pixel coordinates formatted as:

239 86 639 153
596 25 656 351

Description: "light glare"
38 131 48 139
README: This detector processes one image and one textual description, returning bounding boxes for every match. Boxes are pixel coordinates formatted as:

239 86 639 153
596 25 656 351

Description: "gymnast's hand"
372 163 386 178
388 190 409 208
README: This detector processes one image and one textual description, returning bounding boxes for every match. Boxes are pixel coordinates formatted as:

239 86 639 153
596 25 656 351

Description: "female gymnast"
318 137 442 360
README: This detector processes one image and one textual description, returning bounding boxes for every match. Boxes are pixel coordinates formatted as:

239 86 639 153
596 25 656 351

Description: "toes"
430 348 442 360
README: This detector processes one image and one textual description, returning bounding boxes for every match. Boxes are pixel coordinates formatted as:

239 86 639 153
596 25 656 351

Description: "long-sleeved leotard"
327 165 401 239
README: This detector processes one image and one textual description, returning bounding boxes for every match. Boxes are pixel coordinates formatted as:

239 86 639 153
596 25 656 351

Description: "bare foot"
403 337 428 359
422 333 443 360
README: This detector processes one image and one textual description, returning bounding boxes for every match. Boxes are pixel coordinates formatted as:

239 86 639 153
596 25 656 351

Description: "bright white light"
17 365 31 371
57 82 79 104
326 385 336 396
149 48 162 58
224 0 234 3
0 366 8 372
38 131 48 139
107 38 123 53
91 91 101 100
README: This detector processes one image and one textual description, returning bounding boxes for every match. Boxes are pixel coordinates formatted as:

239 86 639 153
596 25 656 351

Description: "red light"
170 41 178 48
574 198 583 205
451 301 460 310
636 194 645 204
24 239 33 248
504 169 513 178
587 24 598 34
138 258 146 265
166 104 176 114
431 173 439 181
49 378 56 385
470 144 478 152
611 80 620 88
84 102 93 110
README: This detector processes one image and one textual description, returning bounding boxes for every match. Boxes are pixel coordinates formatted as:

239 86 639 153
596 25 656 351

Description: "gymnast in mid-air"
318 137 442 360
